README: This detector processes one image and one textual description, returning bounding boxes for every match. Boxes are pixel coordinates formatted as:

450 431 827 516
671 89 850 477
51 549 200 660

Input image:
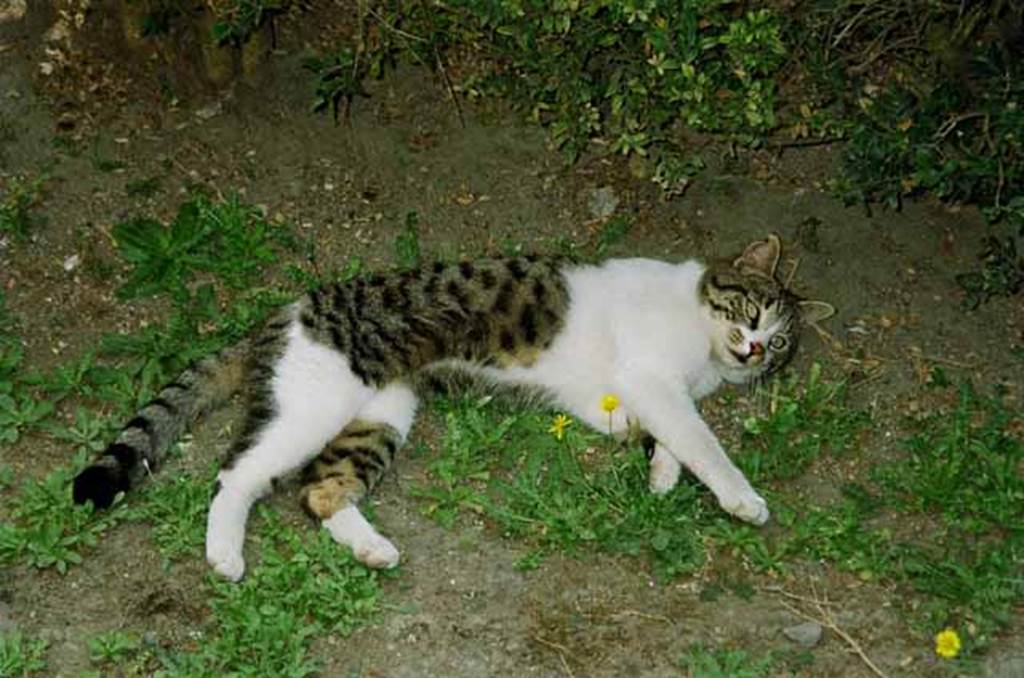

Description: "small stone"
62 254 80 272
195 102 222 120
783 621 823 647
586 186 618 220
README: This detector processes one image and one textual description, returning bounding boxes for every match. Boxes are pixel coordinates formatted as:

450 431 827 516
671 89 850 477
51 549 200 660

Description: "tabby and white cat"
73 234 832 581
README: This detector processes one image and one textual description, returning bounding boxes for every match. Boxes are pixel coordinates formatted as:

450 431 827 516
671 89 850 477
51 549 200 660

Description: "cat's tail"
72 341 250 509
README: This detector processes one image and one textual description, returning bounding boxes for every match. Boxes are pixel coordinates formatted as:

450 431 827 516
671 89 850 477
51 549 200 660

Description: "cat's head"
700 234 833 383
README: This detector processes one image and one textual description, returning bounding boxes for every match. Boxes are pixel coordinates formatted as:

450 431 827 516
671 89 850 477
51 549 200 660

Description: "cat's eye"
744 300 759 320
769 335 788 351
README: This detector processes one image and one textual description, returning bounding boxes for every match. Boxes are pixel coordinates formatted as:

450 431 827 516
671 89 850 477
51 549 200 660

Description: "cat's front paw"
206 541 246 582
720 490 770 526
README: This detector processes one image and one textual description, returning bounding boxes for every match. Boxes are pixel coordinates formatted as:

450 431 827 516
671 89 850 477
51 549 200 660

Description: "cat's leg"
636 433 682 495
612 372 769 525
643 438 684 497
300 382 417 569
554 394 681 494
206 325 373 581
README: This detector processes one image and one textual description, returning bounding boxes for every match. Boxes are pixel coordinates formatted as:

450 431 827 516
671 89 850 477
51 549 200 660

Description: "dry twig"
532 635 575 677
767 586 889 678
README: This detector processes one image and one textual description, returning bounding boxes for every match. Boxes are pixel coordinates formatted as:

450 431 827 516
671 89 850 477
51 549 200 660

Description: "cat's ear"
733 233 781 278
798 300 836 324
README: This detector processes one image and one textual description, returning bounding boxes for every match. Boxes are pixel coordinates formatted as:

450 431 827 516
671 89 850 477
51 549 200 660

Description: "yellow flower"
600 394 620 413
935 628 961 659
548 414 572 441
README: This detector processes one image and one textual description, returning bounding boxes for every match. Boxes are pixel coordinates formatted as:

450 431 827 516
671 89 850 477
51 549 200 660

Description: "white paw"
648 448 681 495
324 506 401 569
720 490 770 526
353 534 401 570
206 541 246 582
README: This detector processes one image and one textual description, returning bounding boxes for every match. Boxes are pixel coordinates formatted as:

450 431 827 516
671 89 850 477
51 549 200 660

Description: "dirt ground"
2 5 1023 677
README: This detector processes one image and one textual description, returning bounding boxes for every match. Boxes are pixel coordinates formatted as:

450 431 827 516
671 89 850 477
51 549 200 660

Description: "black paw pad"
72 465 129 509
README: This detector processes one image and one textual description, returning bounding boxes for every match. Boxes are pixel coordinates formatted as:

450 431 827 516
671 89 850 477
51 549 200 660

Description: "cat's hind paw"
720 491 770 526
324 506 401 569
353 534 400 569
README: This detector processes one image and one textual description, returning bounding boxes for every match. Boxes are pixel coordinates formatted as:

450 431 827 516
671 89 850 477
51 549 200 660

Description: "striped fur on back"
73 257 569 509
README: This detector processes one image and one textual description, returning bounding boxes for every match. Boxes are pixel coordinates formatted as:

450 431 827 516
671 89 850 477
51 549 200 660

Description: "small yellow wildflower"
548 414 572 441
600 394 620 413
934 628 961 659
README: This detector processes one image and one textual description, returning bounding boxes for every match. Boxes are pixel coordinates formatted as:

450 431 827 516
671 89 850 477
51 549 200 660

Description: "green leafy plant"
211 0 284 45
112 192 287 300
0 632 48 677
737 363 867 483
955 235 1023 309
0 459 127 573
0 174 47 238
88 630 141 666
310 1 786 189
417 396 707 578
131 470 216 563
394 210 422 271
717 378 1024 657
304 46 370 122
163 509 382 675
678 642 778 677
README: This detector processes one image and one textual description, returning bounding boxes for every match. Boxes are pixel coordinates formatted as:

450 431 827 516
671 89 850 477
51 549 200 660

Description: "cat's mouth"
727 346 765 368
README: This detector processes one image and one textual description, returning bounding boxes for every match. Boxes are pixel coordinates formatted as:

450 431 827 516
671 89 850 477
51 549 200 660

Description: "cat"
72 234 833 581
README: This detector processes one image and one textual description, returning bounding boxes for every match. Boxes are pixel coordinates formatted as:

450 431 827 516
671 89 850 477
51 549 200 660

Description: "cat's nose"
749 341 764 357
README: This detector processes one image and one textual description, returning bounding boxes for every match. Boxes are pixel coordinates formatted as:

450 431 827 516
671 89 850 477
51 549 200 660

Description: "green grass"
713 377 1024 657
129 468 216 565
0 192 299 576
735 362 868 483
0 457 128 573
112 191 292 300
0 632 48 677
677 642 782 677
2 186 1022 671
0 174 47 238
160 508 382 676
417 395 708 578
417 367 1024 660
75 500 383 676
0 189 390 674
393 210 422 271
88 630 142 666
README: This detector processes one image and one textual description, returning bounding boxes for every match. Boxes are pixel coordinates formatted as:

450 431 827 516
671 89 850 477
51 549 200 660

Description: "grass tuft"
0 632 48 677
417 396 706 578
163 508 383 676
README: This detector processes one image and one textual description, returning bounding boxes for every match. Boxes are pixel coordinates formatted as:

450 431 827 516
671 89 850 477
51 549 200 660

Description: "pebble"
783 621 823 647
586 186 618 220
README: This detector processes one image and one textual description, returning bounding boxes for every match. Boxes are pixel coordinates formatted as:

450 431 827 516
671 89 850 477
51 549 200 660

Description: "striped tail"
72 343 248 509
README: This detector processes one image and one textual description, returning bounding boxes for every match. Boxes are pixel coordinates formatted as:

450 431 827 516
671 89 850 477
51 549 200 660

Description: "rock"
783 621 823 648
586 186 618 220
